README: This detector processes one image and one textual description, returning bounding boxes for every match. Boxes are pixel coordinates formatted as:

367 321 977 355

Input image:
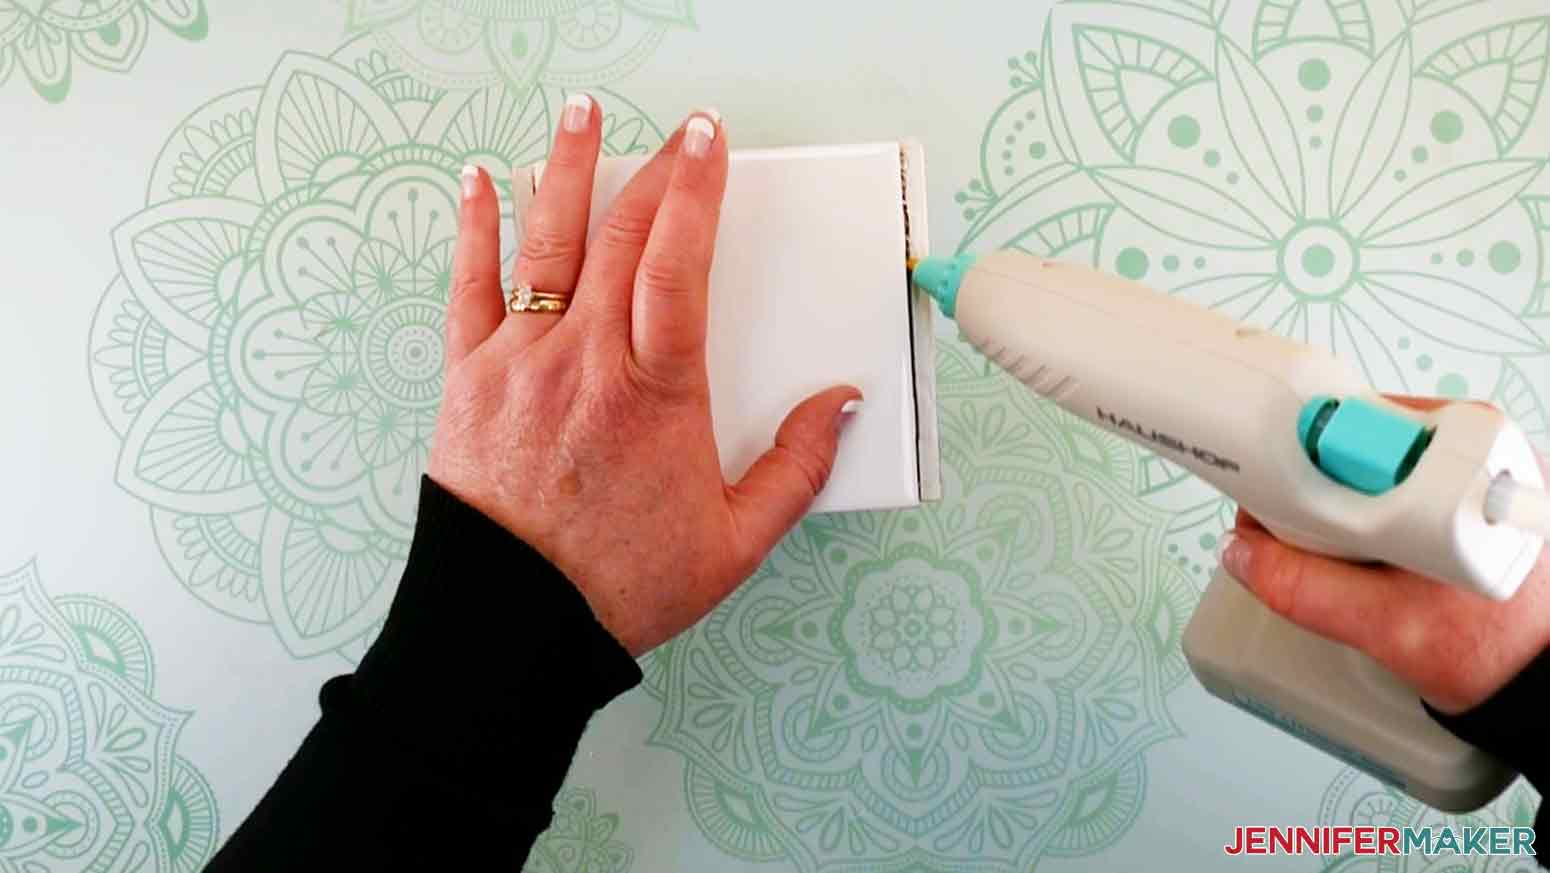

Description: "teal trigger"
1296 396 1433 495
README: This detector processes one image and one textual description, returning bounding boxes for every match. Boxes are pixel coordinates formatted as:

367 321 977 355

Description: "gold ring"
507 282 571 314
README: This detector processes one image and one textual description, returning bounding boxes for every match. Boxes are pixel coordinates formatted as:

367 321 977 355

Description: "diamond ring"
506 282 571 314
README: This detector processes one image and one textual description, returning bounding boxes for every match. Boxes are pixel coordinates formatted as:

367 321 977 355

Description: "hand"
427 98 861 657
1219 396 1550 714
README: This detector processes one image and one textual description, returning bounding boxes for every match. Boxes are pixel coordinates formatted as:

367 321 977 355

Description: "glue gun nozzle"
909 254 976 319
906 257 921 275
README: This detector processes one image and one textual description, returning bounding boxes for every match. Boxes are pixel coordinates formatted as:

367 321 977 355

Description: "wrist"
356 475 642 700
334 476 643 820
1423 644 1550 781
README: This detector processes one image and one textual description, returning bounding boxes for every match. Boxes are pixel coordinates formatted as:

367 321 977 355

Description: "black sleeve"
204 475 643 871
1425 648 1550 841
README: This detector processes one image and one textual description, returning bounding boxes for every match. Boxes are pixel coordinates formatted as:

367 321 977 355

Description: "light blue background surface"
2 1 1545 870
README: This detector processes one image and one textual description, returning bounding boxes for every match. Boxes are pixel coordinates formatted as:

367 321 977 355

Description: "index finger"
1221 524 1420 666
629 111 728 380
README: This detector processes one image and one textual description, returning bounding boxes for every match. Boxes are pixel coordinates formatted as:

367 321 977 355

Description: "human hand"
1219 396 1550 715
427 98 861 657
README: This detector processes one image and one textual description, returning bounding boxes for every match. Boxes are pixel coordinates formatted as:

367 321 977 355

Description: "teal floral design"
1317 768 1542 871
87 38 665 661
0 0 207 102
1082 20 1548 390
524 787 635 873
640 339 1194 872
847 570 985 704
344 0 694 92
0 559 219 872
956 0 1550 583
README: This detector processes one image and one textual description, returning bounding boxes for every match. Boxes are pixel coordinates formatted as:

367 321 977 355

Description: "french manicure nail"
461 165 479 200
836 398 863 433
562 93 593 134
684 115 716 158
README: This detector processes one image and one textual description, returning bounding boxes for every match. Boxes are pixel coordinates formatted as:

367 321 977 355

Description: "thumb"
1219 525 1414 660
729 386 862 555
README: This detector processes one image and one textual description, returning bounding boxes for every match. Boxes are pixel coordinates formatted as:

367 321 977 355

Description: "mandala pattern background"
0 0 207 102
87 38 667 662
955 0 1550 579
0 560 218 872
1317 768 1542 872
27 0 1548 869
524 787 636 873
640 339 1196 872
342 0 695 92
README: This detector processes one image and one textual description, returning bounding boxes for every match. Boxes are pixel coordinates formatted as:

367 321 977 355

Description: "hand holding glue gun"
909 249 1550 813
1220 396 1550 719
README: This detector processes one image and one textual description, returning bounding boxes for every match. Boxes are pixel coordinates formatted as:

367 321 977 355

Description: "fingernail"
837 398 862 433
700 107 722 126
684 114 716 158
1217 531 1250 580
461 165 479 200
562 92 593 134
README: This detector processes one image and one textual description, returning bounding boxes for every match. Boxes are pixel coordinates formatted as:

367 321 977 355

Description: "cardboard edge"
900 138 943 503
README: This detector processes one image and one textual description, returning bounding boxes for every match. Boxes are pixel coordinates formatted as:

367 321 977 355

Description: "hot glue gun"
909 249 1550 812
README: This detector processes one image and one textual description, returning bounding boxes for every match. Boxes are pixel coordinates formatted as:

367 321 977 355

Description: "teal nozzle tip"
910 254 977 319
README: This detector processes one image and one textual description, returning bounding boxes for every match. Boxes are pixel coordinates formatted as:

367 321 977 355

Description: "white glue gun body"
912 249 1545 811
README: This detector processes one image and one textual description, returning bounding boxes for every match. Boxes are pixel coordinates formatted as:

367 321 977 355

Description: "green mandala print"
523 787 634 873
639 339 1194 872
956 0 1550 584
343 0 694 92
0 560 219 872
0 0 207 103
87 37 666 662
1317 768 1542 871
